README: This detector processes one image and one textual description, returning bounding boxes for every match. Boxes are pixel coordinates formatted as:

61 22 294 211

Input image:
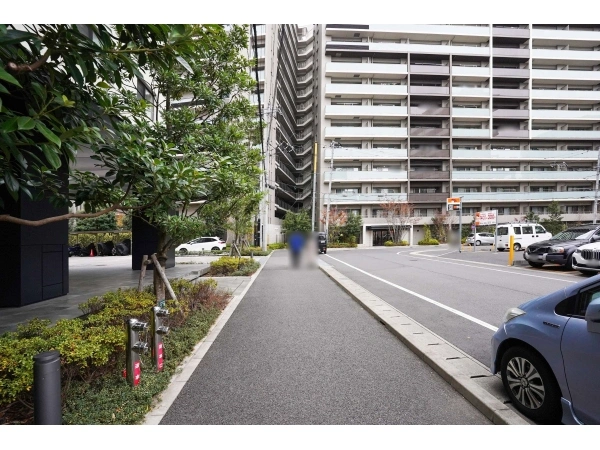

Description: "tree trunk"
154 230 169 301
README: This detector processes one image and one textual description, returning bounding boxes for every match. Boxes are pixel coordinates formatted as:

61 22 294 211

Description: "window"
575 285 600 318
522 226 533 235
514 227 522 235
536 226 546 234
497 227 508 236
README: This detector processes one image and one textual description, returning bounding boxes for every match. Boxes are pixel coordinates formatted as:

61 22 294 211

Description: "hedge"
209 256 261 276
327 242 357 248
384 240 409 247
0 279 229 424
418 239 440 245
69 232 132 248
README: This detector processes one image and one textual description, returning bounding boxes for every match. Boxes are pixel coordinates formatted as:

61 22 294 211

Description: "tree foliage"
320 207 347 243
541 201 565 236
282 209 312 234
73 212 117 231
379 199 418 244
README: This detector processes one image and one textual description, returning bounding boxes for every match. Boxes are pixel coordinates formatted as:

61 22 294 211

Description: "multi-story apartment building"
249 24 316 244
255 24 600 246
313 24 600 246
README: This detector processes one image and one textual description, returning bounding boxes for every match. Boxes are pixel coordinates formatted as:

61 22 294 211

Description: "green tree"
343 213 363 243
541 201 565 236
74 212 117 231
523 210 541 223
282 210 312 234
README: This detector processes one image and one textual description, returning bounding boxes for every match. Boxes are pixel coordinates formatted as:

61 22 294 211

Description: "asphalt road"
160 251 490 425
322 246 580 366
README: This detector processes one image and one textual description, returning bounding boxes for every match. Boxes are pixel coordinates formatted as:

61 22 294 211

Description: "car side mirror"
585 298 600 334
593 235 600 242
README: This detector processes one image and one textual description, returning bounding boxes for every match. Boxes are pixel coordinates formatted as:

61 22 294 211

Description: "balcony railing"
410 127 450 137
327 170 409 182
409 106 450 116
410 170 450 180
452 149 598 160
492 109 529 119
459 190 596 202
324 147 408 160
325 126 408 139
328 193 408 204
326 83 408 97
410 149 450 158
452 170 596 181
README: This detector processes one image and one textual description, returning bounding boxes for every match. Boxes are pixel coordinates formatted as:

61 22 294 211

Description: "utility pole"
594 150 600 224
325 142 337 237
311 141 318 232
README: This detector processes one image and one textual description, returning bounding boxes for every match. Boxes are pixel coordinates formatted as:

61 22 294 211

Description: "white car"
176 237 226 254
572 242 600 275
465 232 495 246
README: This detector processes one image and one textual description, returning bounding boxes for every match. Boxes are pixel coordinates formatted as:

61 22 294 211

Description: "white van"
495 223 553 251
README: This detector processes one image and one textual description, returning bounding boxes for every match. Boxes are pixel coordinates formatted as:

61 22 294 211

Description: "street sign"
446 197 461 211
475 210 497 226
158 300 165 308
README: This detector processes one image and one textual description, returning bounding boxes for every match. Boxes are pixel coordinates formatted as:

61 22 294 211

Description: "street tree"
282 209 312 234
523 210 541 223
320 207 347 243
342 213 363 244
379 199 418 244
541 201 565 235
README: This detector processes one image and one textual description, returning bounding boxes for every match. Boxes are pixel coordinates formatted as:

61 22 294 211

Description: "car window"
535 226 546 234
522 226 533 235
497 227 508 236
514 227 521 235
552 228 597 241
555 296 576 317
576 285 600 318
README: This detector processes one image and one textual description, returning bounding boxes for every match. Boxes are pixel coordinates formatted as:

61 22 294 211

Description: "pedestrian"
288 231 305 268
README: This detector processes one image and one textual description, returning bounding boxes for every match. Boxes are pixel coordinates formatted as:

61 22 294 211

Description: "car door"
512 226 522 246
520 225 534 248
560 284 600 424
496 226 508 248
191 238 207 251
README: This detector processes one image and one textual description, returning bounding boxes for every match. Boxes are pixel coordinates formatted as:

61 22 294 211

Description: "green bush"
328 242 357 248
268 243 286 250
209 256 260 276
418 239 440 245
69 232 132 248
0 278 230 424
384 240 409 247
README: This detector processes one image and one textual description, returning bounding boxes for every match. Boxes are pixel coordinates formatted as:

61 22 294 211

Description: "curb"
318 260 531 425
142 252 274 425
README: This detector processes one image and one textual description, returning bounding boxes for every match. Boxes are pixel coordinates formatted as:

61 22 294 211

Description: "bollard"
125 319 149 387
150 307 169 371
508 235 515 266
33 350 62 425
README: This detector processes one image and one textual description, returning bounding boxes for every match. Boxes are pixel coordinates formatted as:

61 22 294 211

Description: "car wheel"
562 255 575 271
497 248 505 252
323 250 327 254
513 243 521 251
211 246 219 251
179 248 188 255
500 346 562 424
528 262 544 268
476 240 481 246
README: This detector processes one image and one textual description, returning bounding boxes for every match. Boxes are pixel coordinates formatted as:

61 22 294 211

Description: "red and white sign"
475 210 497 226
133 361 141 386
157 343 164 371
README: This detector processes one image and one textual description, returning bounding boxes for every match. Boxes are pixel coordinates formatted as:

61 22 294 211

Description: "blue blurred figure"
288 231 305 268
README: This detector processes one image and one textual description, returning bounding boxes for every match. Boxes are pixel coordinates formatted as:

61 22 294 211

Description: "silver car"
572 242 600 275
465 232 495 246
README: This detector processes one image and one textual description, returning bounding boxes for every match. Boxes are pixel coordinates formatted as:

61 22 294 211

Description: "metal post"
325 144 335 237
33 350 61 425
125 319 149 387
594 149 600 224
311 142 318 232
458 206 462 253
151 307 169 372
509 235 515 266
473 223 477 252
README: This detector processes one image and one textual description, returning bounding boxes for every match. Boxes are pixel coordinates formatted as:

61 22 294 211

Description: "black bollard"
33 350 62 425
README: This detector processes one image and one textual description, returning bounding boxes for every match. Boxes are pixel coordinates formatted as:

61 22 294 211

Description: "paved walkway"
0 255 257 335
156 251 490 425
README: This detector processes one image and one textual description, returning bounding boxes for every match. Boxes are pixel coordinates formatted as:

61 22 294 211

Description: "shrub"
69 232 132 248
418 238 440 245
327 242 357 248
209 256 260 276
384 240 409 247
268 243 286 250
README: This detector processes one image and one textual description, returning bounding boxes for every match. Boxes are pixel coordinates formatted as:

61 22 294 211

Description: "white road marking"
405 254 578 284
325 254 499 332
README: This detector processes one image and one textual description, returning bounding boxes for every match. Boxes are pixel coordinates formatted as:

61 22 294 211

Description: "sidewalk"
0 255 259 335
151 250 490 425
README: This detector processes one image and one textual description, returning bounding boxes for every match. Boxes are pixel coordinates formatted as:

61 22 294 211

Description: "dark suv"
523 224 600 269
317 232 327 254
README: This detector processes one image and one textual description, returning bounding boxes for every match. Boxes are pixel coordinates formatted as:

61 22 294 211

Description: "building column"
131 215 175 270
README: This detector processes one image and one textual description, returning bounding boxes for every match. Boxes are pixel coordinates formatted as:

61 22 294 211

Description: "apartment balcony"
451 66 491 79
297 72 313 86
409 106 450 116
459 190 596 203
452 87 491 98
325 126 408 139
326 62 408 78
410 170 450 180
531 69 600 82
297 44 314 58
531 89 600 101
492 129 529 138
452 108 490 118
408 193 450 202
452 149 598 161
297 27 314 43
532 49 600 62
297 58 314 72
296 114 313 127
492 88 530 98
324 147 408 160
492 47 530 58
492 68 530 78
492 27 530 39
296 129 313 142
410 64 450 76
326 83 408 98
369 42 490 57
409 86 449 96
530 129 600 139
275 197 299 213
295 157 312 171
293 144 313 157
452 128 490 138
276 159 297 184
328 192 408 205
410 149 450 158
297 87 312 100
410 127 450 137
531 109 600 121
492 109 529 119
297 100 313 113
452 170 596 181
531 28 600 42
327 170 408 183
365 24 490 38
325 105 408 119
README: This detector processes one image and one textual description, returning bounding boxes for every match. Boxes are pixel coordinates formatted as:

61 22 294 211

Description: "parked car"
465 232 495 246
523 224 600 269
176 237 226 255
572 242 600 275
496 223 552 252
491 275 600 424
317 232 327 254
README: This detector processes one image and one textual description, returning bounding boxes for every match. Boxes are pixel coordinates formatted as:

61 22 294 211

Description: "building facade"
257 24 600 246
